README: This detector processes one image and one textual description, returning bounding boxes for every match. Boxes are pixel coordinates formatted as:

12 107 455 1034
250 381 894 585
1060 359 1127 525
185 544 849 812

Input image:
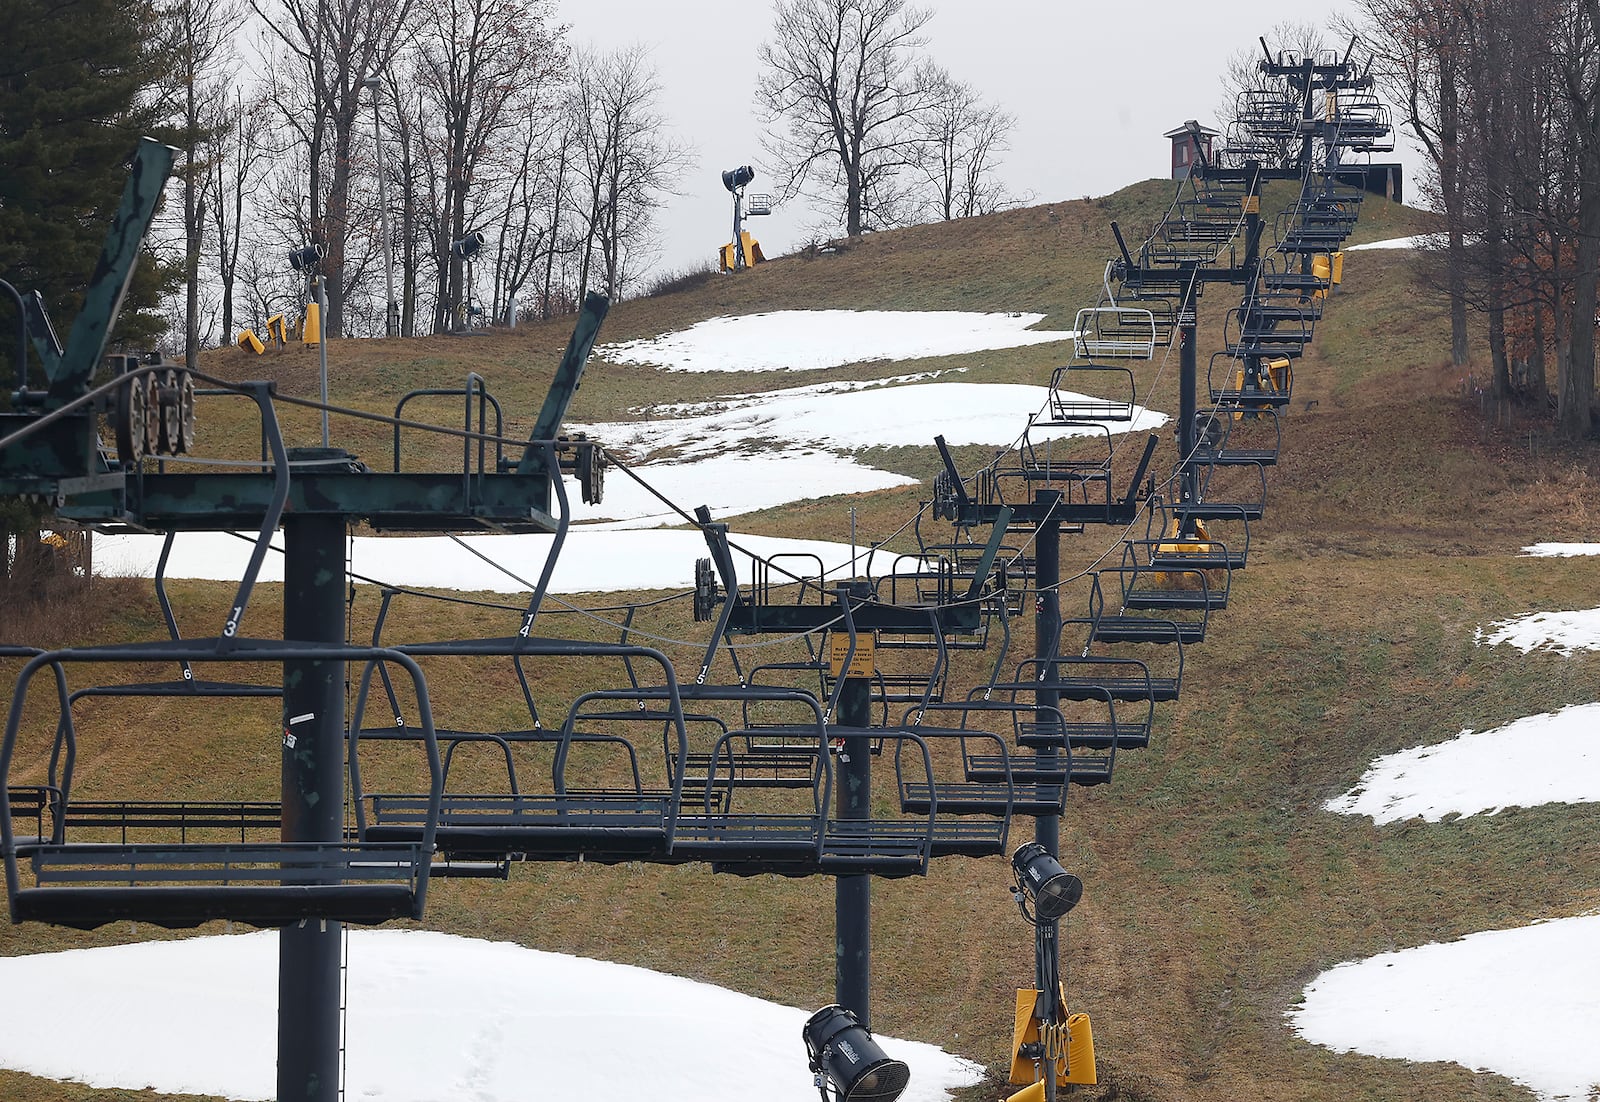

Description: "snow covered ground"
1475 607 1600 656
598 309 1074 372
0 930 982 1102
95 528 874 595
562 374 1161 527
1304 589 1600 1099
570 373 1163 463
1291 915 1600 1102
1343 235 1429 251
100 329 1164 588
1522 541 1600 557
1322 702 1600 823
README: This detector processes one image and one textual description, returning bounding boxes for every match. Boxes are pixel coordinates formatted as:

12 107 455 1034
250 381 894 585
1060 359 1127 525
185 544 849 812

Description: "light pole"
363 75 398 338
290 243 330 447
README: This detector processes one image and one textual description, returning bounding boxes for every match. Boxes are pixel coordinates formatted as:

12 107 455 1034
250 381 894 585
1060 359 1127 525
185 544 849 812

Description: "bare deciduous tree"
154 0 245 365
207 88 270 342
1558 0 1598 435
491 94 569 324
252 0 416 336
412 0 563 331
1353 0 1595 435
569 45 690 301
913 61 1017 221
756 0 936 237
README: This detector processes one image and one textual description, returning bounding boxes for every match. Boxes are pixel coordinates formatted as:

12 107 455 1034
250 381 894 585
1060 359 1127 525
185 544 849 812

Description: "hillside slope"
3 179 1599 1102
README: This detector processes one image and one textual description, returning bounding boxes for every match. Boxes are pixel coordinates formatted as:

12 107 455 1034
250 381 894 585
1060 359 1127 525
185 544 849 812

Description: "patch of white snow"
1521 542 1600 557
599 310 1074 372
1324 703 1600 823
1344 235 1429 251
0 930 984 1102
1476 608 1600 656
95 529 873 595
1292 914 1600 1101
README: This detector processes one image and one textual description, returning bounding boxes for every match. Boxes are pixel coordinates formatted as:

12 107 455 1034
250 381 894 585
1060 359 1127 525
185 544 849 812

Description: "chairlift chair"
1225 303 1314 361
350 638 693 867
1209 351 1295 409
1259 257 1331 297
1234 89 1303 140
1145 498 1252 572
1190 406 1282 467
1072 308 1157 360
1118 539 1232 610
891 723 1027 856
1 639 443 930
1081 569 1212 645
1041 363 1138 425
920 693 1120 788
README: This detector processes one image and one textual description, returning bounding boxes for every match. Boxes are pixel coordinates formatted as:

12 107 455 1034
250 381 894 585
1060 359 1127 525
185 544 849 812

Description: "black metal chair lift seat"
350 638 692 868
1081 569 1212 645
905 696 1109 793
1040 363 1139 425
1145 500 1252 572
1191 407 1282 468
1209 352 1295 410
1 639 443 930
1118 540 1232 611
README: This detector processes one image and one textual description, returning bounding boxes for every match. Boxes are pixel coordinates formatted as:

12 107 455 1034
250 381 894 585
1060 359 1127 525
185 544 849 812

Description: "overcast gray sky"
554 0 1424 280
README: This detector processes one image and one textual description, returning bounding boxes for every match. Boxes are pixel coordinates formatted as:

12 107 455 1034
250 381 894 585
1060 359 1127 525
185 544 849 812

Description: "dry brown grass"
6 179 1599 1102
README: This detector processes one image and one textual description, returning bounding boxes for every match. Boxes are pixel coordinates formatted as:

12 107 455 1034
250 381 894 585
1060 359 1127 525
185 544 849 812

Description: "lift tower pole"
835 583 874 1025
1177 275 1200 521
279 510 349 1102
1032 490 1062 859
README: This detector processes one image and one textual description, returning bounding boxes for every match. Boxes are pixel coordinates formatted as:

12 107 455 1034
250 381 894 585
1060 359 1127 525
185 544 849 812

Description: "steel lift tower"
0 138 608 1102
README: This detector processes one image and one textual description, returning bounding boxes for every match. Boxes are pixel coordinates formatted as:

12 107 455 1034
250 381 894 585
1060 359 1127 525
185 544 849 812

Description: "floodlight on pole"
450 231 485 259
288 243 330 446
450 232 486 333
289 243 324 271
803 1005 911 1102
1011 842 1083 924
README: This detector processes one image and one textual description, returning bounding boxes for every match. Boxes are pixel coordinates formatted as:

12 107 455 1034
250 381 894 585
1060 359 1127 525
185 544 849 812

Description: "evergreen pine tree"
0 0 170 359
0 0 169 591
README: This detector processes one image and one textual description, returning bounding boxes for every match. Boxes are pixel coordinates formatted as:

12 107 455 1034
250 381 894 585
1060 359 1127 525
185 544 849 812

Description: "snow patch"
1344 235 1429 251
0 930 983 1102
1476 607 1600 656
1324 703 1600 823
599 310 1075 371
1292 914 1600 1101
96 529 873 595
1521 542 1600 558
